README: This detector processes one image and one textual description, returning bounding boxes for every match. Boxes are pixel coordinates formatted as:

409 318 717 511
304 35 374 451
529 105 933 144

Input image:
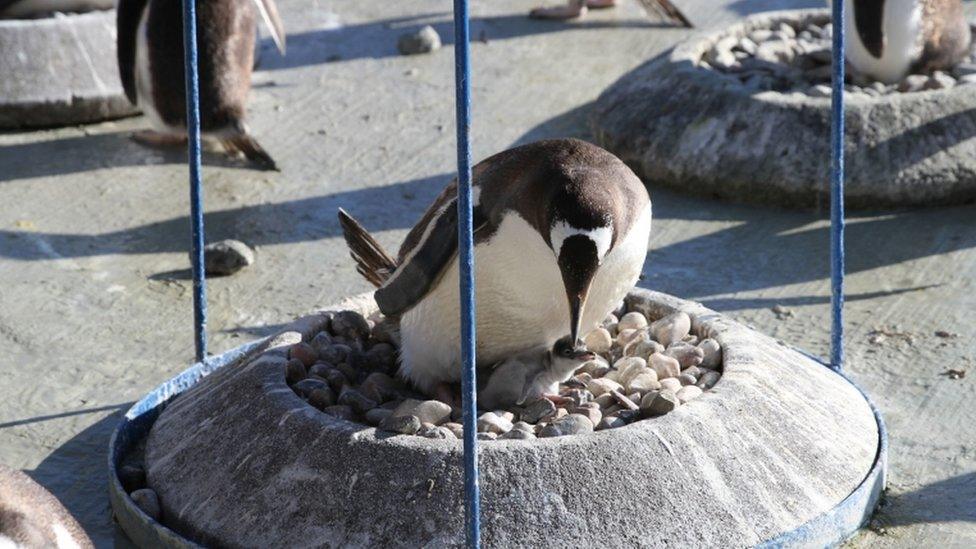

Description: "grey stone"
698 339 723 368
679 373 698 386
617 311 648 332
323 405 355 421
807 83 832 97
288 343 317 367
552 414 594 435
130 489 161 521
665 343 704 368
660 378 682 392
392 399 452 426
650 312 691 347
583 327 613 353
477 412 513 435
285 358 307 384
644 389 680 416
337 387 377 415
330 311 371 342
899 74 929 93
476 432 497 441
292 378 328 399
537 424 562 438
697 370 722 390
397 25 441 55
308 387 336 410
520 398 556 424
586 377 623 397
379 414 421 435
421 426 456 440
142 289 880 547
202 239 255 276
359 372 400 403
364 408 392 426
596 415 627 430
648 353 681 380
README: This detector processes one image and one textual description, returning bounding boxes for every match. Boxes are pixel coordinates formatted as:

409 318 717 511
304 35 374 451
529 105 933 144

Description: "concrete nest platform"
109 288 886 547
0 10 137 128
591 9 976 209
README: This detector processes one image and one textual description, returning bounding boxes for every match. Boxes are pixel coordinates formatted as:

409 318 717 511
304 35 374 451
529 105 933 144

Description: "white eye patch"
549 221 612 261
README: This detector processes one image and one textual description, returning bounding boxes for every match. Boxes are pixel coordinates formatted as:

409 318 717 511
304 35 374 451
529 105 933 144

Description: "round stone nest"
591 8 976 209
0 10 137 128
132 289 879 547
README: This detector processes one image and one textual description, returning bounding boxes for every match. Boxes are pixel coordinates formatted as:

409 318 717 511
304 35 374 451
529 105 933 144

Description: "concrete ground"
0 0 972 546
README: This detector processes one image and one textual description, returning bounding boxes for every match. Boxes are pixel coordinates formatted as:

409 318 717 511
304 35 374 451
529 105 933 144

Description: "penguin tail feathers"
337 208 398 288
222 134 279 171
640 0 693 27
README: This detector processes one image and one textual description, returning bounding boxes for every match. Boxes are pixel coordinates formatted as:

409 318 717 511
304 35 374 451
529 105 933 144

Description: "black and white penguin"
0 464 93 549
529 0 692 27
116 0 285 169
338 138 652 395
845 0 971 83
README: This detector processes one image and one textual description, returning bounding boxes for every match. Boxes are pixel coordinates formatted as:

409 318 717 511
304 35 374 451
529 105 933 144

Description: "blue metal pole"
452 0 479 546
830 0 845 371
181 0 207 362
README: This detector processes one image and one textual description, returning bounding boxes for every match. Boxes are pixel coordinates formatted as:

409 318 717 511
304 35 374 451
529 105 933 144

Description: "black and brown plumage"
117 0 286 169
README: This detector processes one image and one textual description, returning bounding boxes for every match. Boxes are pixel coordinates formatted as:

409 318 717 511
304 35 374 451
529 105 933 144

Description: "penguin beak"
568 291 587 345
556 235 600 346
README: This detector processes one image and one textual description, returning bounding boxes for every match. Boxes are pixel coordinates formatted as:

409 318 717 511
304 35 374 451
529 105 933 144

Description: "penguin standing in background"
339 138 652 398
845 0 971 83
530 0 692 27
117 0 286 169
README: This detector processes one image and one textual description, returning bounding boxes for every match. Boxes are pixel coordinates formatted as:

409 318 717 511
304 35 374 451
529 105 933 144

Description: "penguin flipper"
374 193 488 317
638 0 693 28
337 209 399 289
117 0 150 104
252 0 286 54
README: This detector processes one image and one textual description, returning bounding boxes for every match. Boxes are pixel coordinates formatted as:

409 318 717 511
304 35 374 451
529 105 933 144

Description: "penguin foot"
132 130 187 149
586 0 616 8
222 136 279 171
529 1 586 19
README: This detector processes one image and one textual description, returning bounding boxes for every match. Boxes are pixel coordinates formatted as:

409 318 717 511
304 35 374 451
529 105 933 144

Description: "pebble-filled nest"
286 308 723 440
701 17 976 96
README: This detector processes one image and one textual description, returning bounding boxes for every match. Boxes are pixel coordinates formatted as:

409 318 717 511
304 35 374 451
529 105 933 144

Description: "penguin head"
550 335 596 368
549 218 613 346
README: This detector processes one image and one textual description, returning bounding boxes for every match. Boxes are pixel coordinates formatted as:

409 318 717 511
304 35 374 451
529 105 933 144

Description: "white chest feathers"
844 0 924 83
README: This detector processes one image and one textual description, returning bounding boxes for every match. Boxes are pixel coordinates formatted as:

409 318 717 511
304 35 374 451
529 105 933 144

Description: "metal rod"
830 0 845 371
181 0 207 362
452 0 479 546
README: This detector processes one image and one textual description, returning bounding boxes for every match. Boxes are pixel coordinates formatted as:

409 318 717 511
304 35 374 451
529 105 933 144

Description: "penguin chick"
479 335 595 410
117 0 286 169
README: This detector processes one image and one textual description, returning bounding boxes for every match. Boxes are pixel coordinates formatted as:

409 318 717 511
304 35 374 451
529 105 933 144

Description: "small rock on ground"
201 239 254 276
397 25 441 55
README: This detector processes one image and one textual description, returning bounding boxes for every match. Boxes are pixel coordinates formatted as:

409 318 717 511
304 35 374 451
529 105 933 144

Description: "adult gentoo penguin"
116 0 285 169
0 464 93 548
338 139 652 395
845 0 971 83
530 0 692 26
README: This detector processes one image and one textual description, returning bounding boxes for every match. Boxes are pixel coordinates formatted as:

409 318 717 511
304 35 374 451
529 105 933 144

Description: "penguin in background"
845 0 971 83
117 0 286 169
338 138 651 398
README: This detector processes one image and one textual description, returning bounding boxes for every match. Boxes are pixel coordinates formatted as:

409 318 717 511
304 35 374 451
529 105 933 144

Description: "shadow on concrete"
725 0 824 15
880 472 976 526
0 131 279 183
0 403 128 429
0 173 449 260
24 409 131 547
257 12 674 71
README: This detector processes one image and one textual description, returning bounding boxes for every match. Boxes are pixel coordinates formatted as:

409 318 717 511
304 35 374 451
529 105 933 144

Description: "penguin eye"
562 348 572 356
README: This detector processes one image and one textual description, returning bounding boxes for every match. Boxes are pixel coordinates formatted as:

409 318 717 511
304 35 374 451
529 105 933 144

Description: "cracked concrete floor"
0 0 973 546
